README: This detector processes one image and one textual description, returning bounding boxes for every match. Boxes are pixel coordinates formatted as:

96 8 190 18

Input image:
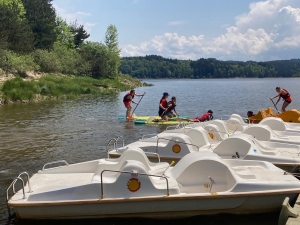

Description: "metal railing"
106 138 117 158
106 136 125 154
42 160 69 170
115 136 124 149
12 172 31 193
156 137 199 153
165 122 189 132
100 169 170 199
144 152 161 162
6 177 26 216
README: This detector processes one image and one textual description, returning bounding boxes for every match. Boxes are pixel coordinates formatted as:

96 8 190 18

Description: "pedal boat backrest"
259 117 286 131
243 125 278 141
96 147 169 177
166 151 237 193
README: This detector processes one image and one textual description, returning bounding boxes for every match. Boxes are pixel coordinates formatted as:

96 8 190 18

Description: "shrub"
0 51 39 76
32 49 62 73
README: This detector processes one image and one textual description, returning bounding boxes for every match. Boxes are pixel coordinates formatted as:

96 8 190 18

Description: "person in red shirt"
270 87 292 112
158 92 170 121
123 89 145 120
190 110 213 122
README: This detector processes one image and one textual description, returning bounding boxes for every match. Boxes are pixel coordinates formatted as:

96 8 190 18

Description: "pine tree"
21 0 57 49
70 21 90 48
0 1 34 53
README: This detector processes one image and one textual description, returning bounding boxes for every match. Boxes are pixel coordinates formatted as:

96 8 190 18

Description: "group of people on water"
123 90 213 122
123 86 292 122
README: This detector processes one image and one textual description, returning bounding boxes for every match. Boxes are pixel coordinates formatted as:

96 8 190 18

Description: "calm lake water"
1 78 300 225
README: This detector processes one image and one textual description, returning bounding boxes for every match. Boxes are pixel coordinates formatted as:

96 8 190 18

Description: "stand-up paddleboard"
118 115 190 121
134 116 191 125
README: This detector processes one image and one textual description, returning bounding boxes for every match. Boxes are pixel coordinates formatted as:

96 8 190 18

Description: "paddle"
270 98 280 114
128 95 144 120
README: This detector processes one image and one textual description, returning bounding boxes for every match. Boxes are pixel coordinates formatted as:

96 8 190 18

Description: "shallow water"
1 78 300 225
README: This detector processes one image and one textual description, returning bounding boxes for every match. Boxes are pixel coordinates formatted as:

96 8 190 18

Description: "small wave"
0 169 11 174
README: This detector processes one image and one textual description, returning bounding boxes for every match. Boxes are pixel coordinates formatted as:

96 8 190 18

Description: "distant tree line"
0 0 121 78
120 55 300 79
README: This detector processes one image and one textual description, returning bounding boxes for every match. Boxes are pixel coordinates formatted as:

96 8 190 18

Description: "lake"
1 78 299 225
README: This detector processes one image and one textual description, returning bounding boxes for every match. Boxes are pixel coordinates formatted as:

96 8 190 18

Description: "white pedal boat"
108 126 300 171
108 126 218 162
185 114 300 134
7 151 300 219
219 114 300 133
194 119 300 145
213 133 300 171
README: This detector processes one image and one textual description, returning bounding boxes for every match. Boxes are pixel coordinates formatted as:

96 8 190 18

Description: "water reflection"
8 212 278 225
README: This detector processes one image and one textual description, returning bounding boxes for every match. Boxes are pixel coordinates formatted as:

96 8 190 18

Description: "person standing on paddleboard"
270 87 292 112
123 89 145 120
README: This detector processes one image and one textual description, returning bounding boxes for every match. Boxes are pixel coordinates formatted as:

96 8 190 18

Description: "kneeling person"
166 96 178 118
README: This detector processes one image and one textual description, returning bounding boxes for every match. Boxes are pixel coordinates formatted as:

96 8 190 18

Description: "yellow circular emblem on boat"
172 144 181 153
127 178 140 192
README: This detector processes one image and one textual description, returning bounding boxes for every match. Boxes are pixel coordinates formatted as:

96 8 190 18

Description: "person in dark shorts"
165 96 178 118
158 92 170 121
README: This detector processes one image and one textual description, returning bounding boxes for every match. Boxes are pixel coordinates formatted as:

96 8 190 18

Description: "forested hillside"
0 0 120 79
120 55 300 79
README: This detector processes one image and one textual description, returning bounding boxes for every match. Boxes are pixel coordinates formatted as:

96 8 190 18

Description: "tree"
0 1 34 53
55 16 74 49
104 24 121 78
79 41 108 78
0 0 25 18
21 0 57 49
70 21 90 48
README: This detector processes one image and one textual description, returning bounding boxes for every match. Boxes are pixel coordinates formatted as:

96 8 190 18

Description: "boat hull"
11 191 299 219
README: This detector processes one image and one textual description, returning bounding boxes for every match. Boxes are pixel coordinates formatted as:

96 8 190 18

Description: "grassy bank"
0 73 150 103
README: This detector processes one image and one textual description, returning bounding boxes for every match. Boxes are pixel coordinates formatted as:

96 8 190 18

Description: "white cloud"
122 33 205 59
54 4 96 39
122 0 300 61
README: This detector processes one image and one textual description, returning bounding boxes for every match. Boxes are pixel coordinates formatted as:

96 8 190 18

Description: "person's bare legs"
161 115 168 121
126 105 132 120
282 101 290 112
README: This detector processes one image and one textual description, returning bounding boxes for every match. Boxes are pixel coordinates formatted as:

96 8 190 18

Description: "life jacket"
160 98 168 109
123 92 133 102
167 101 176 111
196 112 213 122
280 88 290 100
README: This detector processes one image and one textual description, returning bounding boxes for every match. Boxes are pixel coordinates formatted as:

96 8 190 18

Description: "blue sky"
53 0 300 61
